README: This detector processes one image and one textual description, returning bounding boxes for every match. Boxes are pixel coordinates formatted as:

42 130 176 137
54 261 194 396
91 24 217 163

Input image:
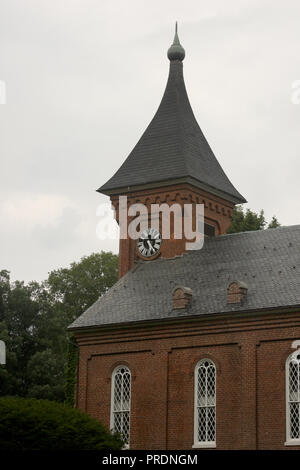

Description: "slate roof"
98 33 246 204
68 225 300 330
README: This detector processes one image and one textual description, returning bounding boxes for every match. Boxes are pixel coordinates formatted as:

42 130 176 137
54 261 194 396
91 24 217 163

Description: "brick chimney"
227 281 248 304
173 286 192 309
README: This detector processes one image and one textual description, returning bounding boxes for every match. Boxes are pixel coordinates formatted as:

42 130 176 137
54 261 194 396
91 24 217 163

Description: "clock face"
137 228 162 258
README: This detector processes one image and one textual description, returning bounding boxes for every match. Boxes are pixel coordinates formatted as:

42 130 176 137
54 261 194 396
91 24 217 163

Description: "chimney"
227 281 248 304
173 286 192 309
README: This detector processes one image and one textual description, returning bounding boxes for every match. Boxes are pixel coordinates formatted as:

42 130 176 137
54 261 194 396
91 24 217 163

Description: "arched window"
193 359 216 448
110 365 131 446
286 352 300 445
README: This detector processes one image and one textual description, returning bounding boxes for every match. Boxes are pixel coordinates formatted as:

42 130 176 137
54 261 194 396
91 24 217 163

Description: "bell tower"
98 24 246 278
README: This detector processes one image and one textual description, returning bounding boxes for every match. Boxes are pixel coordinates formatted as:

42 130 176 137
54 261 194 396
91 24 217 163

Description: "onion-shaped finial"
167 22 185 61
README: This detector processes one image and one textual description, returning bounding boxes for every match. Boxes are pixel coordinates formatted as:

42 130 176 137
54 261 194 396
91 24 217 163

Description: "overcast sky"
1 0 300 283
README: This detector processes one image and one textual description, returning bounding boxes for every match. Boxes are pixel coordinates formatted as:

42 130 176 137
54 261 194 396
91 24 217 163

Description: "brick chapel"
69 26 300 450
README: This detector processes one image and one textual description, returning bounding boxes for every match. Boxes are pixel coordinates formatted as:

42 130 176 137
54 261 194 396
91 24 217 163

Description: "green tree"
45 251 118 404
268 215 281 229
46 251 118 325
27 349 66 401
227 206 280 234
0 270 15 395
0 270 10 322
0 277 41 397
0 252 118 402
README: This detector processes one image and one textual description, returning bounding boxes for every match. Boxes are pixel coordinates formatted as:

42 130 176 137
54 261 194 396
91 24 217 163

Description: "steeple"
98 25 246 204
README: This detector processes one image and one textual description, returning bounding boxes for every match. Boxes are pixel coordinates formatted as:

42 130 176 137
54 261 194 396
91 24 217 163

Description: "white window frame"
193 358 216 449
285 352 300 446
110 365 131 449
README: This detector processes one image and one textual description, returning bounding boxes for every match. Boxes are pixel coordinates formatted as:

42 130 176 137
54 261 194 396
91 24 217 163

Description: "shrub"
0 396 123 450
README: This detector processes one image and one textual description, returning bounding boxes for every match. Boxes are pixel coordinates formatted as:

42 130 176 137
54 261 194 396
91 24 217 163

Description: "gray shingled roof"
69 225 300 330
98 46 246 203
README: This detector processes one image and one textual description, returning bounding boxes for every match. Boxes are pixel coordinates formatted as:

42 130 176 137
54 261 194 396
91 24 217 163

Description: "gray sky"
1 0 300 283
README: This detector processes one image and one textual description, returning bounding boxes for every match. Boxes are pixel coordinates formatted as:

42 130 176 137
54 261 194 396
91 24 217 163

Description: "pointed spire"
98 23 246 204
167 22 185 61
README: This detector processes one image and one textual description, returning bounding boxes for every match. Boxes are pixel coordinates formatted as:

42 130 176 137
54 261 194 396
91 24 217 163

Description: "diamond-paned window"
110 366 131 446
286 353 300 442
194 359 216 447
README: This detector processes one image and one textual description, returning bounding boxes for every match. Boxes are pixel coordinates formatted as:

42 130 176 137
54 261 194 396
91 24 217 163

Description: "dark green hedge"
0 396 123 450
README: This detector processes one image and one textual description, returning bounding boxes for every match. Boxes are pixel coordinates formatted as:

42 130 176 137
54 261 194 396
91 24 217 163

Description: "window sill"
192 442 216 449
285 439 300 447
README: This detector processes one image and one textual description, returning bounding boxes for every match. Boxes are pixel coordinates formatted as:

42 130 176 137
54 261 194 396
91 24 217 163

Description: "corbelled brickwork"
74 310 300 450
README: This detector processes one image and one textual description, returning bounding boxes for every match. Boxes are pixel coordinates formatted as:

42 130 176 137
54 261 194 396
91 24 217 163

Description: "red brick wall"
74 310 300 450
110 183 235 278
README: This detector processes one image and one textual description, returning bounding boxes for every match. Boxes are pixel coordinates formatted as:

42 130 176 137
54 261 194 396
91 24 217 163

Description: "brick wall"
110 183 235 278
74 309 300 450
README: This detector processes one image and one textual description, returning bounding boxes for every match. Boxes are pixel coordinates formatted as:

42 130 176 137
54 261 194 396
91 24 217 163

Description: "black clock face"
137 228 162 258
